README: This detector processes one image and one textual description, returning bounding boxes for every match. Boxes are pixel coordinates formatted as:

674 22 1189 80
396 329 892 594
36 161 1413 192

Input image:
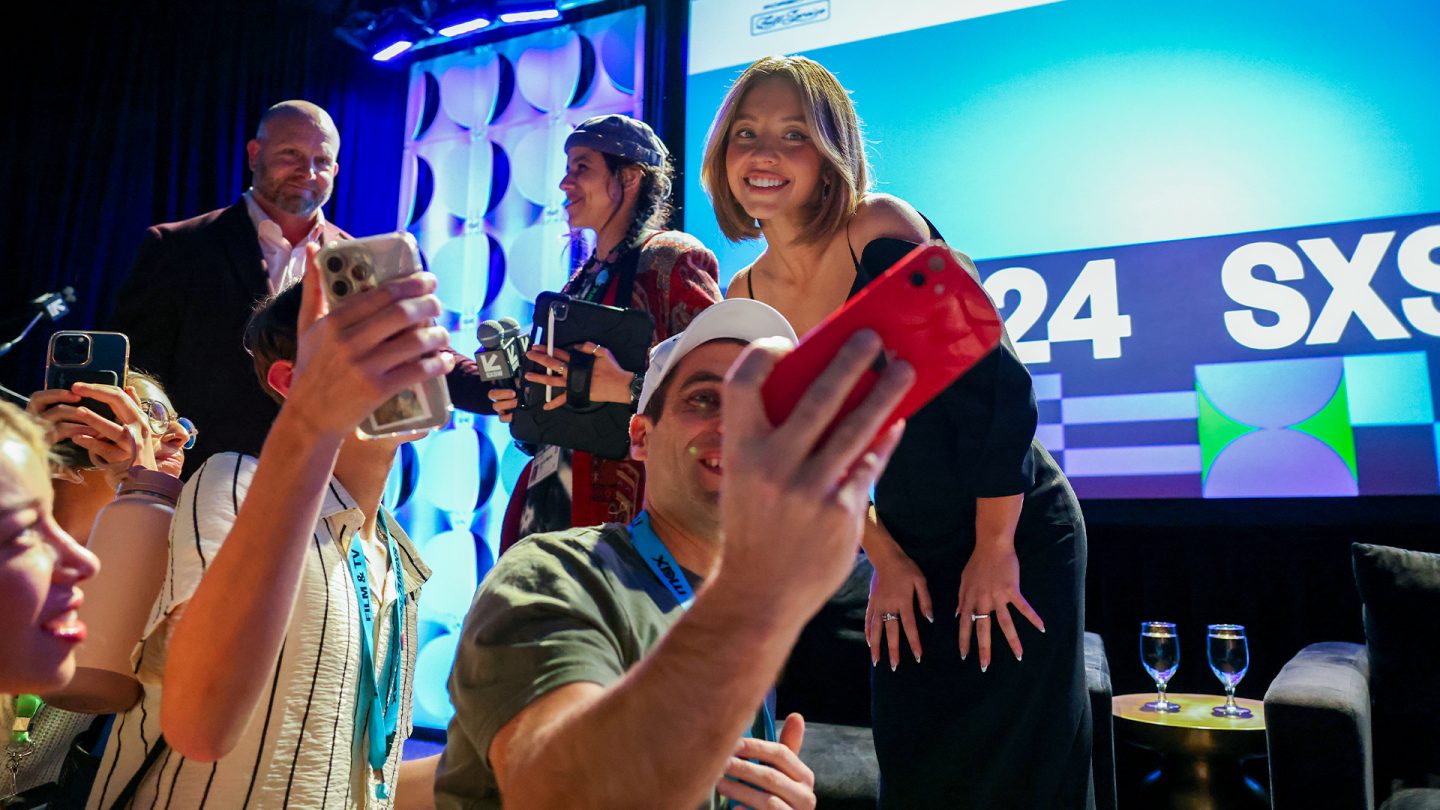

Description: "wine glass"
1207 624 1252 718
1140 621 1181 712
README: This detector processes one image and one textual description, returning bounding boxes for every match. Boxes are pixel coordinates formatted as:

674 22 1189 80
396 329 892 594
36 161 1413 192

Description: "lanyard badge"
627 512 775 747
345 514 407 806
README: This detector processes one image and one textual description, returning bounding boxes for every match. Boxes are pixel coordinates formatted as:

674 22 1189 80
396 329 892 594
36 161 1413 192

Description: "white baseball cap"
636 298 799 415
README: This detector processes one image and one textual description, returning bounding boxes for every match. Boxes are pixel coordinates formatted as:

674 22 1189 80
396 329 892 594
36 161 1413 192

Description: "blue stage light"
438 16 492 37
499 8 559 24
372 40 413 61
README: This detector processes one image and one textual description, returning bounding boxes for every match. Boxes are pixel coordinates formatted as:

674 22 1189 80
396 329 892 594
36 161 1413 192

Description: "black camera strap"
611 242 641 308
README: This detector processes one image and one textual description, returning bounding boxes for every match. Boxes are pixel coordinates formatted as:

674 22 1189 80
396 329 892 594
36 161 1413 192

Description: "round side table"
1113 692 1268 810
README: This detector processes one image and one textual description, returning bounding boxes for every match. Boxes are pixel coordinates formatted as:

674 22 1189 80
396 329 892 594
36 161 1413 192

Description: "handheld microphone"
496 316 529 368
2 287 74 325
475 318 526 385
0 287 76 358
35 287 75 322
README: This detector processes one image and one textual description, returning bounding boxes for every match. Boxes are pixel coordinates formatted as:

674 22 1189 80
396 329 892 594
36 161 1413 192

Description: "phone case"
45 330 131 468
760 243 1003 441
317 232 453 439
509 293 656 459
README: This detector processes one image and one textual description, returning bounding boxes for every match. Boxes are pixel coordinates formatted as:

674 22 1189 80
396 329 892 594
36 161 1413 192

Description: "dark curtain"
1 0 407 393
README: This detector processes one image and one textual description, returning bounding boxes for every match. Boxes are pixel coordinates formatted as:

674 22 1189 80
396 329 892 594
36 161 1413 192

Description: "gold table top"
1114 693 1266 732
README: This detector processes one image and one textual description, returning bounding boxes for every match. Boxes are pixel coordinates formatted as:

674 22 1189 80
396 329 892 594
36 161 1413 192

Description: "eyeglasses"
177 417 199 450
139 399 199 450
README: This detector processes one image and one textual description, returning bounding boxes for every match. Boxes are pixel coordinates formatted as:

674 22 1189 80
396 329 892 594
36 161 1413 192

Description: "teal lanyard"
345 514 406 803
566 258 611 304
628 512 777 745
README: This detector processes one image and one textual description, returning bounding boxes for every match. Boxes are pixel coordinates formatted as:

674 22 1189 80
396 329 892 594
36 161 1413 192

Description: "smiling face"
0 421 99 694
724 77 825 226
559 146 635 235
629 340 745 539
247 112 340 220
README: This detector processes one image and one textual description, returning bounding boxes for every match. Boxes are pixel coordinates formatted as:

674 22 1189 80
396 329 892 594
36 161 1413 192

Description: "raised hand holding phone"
284 243 454 440
720 332 913 615
314 233 453 439
760 243 1002 447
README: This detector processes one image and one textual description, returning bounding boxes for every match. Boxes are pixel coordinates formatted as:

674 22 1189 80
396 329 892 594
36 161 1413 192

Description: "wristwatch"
629 372 645 412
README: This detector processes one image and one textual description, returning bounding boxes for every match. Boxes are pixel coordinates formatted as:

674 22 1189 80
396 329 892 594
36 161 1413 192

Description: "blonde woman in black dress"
702 55 1091 808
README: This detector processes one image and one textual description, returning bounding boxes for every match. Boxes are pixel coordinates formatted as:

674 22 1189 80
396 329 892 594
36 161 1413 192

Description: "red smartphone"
760 243 1003 439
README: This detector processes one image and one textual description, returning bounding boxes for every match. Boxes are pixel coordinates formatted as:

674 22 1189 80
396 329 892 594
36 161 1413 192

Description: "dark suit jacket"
109 200 350 478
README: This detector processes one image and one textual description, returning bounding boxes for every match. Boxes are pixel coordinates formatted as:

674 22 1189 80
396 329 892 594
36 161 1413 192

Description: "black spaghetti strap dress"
856 227 1092 809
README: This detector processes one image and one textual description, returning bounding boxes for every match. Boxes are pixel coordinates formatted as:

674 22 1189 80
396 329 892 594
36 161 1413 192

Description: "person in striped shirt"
88 246 452 809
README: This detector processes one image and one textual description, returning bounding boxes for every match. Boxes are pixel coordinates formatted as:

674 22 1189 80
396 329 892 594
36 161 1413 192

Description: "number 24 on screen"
985 259 1131 364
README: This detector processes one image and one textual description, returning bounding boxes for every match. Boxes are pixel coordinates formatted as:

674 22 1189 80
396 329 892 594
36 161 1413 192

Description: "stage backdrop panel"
684 0 1440 500
394 6 645 730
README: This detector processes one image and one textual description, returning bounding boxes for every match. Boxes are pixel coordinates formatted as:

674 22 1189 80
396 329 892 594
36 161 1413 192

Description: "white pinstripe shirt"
87 452 430 809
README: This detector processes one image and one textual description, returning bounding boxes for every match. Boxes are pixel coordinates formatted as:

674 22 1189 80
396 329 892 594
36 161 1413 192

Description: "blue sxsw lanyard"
628 512 776 746
345 513 406 803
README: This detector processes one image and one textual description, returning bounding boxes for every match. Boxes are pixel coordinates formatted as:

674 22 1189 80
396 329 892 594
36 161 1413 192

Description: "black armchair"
1265 543 1440 810
1264 641 1377 808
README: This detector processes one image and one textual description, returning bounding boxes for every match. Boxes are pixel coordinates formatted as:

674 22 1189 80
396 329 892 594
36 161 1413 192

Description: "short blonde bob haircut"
700 55 870 245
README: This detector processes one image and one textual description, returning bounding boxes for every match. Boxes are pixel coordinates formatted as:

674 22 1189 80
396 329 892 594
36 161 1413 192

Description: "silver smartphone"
316 232 452 440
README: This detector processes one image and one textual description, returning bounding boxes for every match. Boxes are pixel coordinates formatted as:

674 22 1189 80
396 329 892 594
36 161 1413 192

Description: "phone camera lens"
910 272 926 287
54 334 90 365
326 256 344 273
350 266 368 282
331 280 351 298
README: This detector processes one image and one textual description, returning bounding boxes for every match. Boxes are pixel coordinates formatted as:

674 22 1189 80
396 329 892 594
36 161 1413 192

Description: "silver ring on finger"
970 613 991 621
881 612 900 622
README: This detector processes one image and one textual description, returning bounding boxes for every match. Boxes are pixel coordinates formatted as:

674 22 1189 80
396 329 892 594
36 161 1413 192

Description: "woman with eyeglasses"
26 372 195 544
2 374 197 803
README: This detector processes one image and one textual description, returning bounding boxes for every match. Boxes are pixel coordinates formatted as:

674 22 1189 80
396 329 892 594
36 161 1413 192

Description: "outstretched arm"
490 331 913 809
161 249 452 761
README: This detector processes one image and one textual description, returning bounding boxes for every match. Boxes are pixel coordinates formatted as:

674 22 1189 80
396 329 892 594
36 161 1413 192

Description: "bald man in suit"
109 101 351 477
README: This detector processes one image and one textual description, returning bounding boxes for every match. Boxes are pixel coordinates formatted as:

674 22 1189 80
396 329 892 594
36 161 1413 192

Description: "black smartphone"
44 331 131 468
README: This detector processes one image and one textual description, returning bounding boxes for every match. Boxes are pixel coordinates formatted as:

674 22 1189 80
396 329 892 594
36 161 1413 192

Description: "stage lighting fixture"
332 3 431 63
498 4 560 24
438 15 492 37
369 11 427 61
335 0 592 60
373 39 414 60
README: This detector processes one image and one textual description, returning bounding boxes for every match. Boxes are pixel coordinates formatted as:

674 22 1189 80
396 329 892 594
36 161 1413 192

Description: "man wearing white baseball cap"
436 298 915 809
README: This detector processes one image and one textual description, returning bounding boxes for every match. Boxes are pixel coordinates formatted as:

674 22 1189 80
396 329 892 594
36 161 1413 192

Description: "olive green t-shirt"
433 524 723 810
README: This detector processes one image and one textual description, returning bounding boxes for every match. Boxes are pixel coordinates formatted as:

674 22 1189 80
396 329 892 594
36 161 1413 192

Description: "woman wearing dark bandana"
456 115 721 546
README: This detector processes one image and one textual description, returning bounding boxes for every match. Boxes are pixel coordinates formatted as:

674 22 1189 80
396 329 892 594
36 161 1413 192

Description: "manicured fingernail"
1041 626 1047 634
981 664 989 673
960 652 967 661
890 662 897 672
925 612 935 623
872 658 878 667
1017 655 1023 662
915 653 922 663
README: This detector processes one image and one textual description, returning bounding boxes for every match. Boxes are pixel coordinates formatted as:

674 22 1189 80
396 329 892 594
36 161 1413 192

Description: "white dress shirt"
244 189 327 293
